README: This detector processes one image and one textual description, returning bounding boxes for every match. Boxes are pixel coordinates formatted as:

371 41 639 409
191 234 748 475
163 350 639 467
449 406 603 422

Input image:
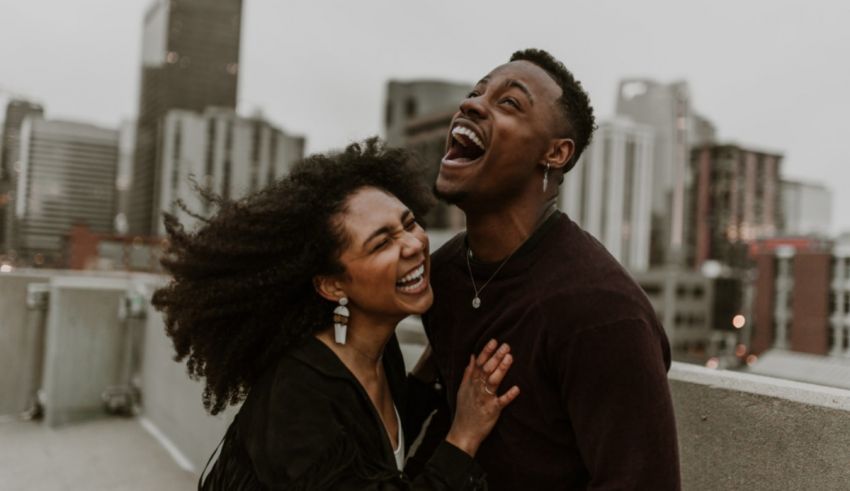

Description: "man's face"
435 60 564 207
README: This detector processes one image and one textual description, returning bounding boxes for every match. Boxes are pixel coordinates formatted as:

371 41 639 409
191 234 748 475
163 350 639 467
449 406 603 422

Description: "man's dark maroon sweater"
422 212 681 490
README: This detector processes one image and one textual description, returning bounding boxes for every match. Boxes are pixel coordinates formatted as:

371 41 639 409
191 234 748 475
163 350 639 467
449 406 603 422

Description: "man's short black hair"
510 48 596 172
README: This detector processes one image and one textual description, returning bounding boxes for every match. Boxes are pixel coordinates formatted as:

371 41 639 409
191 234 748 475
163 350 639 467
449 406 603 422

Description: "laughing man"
421 49 681 490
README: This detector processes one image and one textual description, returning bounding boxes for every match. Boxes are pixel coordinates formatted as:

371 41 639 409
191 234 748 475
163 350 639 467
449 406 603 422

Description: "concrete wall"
137 278 236 473
5 269 850 487
670 362 850 490
0 271 52 415
41 276 133 426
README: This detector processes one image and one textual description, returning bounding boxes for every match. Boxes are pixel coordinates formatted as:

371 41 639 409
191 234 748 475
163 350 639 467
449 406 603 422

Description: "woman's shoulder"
233 339 360 485
244 338 353 420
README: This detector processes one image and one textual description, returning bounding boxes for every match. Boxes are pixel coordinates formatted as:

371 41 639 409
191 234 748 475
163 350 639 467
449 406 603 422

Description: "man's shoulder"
535 224 661 340
430 230 465 267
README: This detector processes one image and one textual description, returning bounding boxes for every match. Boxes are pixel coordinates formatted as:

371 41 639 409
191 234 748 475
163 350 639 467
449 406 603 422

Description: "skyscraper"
383 79 470 229
689 143 783 269
615 79 717 267
15 118 119 266
781 179 832 237
384 80 469 147
129 0 242 235
1 99 44 257
561 117 655 272
155 107 304 234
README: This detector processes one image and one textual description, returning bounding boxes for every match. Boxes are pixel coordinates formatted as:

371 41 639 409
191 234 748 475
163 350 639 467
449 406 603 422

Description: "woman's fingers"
497 386 520 408
475 339 498 368
486 353 513 388
461 354 475 383
480 342 510 375
470 340 520 407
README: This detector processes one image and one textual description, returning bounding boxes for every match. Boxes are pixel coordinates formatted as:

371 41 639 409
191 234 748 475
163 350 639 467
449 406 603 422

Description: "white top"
393 405 405 470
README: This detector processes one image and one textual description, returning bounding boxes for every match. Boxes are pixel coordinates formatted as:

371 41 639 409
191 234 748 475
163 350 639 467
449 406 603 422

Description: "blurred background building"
688 142 783 270
13 117 119 268
155 107 304 235
384 80 469 148
1 99 44 260
384 79 469 229
129 0 243 236
615 79 716 268
561 117 655 272
781 179 832 237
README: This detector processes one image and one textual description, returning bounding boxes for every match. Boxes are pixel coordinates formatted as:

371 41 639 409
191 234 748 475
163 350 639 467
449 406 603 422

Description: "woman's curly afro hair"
152 138 434 414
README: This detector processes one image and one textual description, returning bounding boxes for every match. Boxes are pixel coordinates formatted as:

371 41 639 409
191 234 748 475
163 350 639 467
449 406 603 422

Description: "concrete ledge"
671 361 850 411
669 362 850 490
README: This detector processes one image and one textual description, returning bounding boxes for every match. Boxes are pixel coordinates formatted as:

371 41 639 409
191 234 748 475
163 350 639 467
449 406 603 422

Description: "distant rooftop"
747 349 850 391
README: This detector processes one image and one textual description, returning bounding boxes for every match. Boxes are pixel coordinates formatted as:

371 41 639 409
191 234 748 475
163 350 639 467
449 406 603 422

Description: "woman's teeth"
397 264 426 292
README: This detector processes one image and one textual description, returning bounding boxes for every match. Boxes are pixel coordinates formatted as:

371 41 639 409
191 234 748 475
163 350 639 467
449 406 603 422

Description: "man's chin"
432 182 468 206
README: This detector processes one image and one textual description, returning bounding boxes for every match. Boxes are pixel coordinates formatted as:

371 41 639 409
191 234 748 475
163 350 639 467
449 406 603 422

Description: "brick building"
751 244 850 356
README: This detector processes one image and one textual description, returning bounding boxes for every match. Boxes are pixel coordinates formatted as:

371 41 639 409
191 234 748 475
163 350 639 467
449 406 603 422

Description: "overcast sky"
1 0 848 233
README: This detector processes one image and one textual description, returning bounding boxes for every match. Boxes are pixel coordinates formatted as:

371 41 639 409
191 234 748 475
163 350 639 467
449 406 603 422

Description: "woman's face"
333 187 433 322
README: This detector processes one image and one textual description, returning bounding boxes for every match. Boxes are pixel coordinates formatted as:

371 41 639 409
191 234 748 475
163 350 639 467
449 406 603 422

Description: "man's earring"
333 297 349 344
543 162 551 192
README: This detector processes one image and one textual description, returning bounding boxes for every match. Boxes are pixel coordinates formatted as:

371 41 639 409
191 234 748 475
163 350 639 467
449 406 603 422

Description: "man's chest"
426 292 554 406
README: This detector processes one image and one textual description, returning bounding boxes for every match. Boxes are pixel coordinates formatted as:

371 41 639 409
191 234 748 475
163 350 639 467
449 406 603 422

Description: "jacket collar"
288 334 405 390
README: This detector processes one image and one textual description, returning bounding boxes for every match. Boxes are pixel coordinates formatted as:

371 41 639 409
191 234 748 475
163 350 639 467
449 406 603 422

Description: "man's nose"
459 94 486 120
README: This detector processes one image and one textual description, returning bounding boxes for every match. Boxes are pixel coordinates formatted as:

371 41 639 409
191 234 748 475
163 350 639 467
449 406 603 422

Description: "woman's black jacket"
200 335 486 490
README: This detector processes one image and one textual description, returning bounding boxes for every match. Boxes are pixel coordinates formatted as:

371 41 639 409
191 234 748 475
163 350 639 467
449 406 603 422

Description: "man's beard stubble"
432 182 468 206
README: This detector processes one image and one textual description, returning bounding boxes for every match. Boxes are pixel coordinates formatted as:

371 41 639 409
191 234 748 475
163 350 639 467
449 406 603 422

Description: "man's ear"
544 138 575 171
313 275 345 303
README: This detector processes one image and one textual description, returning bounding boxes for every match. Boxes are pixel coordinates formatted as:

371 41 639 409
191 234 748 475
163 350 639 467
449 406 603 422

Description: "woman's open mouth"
396 263 427 293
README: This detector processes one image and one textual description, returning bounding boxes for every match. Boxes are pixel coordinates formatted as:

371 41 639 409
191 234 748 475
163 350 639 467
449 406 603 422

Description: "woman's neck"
318 315 397 375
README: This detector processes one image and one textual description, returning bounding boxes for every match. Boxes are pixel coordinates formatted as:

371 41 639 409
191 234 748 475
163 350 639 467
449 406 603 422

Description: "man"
421 49 681 490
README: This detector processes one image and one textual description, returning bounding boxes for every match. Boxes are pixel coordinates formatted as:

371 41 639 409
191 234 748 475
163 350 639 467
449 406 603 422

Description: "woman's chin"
397 285 433 316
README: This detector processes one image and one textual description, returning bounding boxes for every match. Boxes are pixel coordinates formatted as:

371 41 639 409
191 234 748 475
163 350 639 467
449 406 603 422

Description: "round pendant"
472 296 481 309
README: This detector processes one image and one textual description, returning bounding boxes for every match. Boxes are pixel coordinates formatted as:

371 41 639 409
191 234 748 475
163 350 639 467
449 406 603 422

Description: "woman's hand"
446 339 520 457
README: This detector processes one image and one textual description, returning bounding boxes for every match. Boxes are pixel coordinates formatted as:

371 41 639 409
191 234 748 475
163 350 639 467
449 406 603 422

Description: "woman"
152 138 520 490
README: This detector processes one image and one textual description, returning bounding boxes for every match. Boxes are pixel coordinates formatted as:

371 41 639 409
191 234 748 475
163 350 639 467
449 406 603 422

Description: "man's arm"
556 318 681 490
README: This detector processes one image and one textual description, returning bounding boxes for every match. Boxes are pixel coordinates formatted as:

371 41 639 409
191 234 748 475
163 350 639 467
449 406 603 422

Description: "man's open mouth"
443 124 486 163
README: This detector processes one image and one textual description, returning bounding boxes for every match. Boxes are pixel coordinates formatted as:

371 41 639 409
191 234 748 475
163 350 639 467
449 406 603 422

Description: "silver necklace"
465 206 557 309
465 244 520 309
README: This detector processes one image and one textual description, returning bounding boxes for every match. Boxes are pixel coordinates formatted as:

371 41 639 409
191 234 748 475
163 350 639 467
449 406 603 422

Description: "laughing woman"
152 139 519 490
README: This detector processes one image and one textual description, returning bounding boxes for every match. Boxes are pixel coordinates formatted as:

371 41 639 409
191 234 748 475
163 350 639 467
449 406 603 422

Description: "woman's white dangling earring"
543 162 550 192
333 297 349 344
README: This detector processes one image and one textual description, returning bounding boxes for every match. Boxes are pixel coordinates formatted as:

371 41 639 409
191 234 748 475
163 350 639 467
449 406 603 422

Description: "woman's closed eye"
372 237 390 252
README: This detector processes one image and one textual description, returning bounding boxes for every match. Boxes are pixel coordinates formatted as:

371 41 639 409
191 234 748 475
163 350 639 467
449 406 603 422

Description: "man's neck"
464 196 557 263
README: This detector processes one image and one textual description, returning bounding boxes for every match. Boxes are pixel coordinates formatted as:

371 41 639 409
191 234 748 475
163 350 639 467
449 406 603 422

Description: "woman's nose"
400 231 425 255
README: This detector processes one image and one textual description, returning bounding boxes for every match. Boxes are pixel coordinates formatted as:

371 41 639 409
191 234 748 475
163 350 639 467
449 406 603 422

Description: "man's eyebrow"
505 79 534 104
475 76 490 87
361 209 413 248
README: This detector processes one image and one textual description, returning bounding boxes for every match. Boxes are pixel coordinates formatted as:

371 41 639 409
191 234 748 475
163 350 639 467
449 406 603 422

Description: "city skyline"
1 0 848 233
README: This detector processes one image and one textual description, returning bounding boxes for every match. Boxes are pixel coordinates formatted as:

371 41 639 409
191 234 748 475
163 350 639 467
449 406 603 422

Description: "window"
385 101 393 128
405 97 417 118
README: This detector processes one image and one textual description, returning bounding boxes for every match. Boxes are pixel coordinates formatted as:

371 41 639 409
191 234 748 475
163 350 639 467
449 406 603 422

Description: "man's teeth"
451 126 485 151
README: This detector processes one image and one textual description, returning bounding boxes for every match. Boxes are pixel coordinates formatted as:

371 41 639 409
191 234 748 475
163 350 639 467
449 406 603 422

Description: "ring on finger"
481 378 496 396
